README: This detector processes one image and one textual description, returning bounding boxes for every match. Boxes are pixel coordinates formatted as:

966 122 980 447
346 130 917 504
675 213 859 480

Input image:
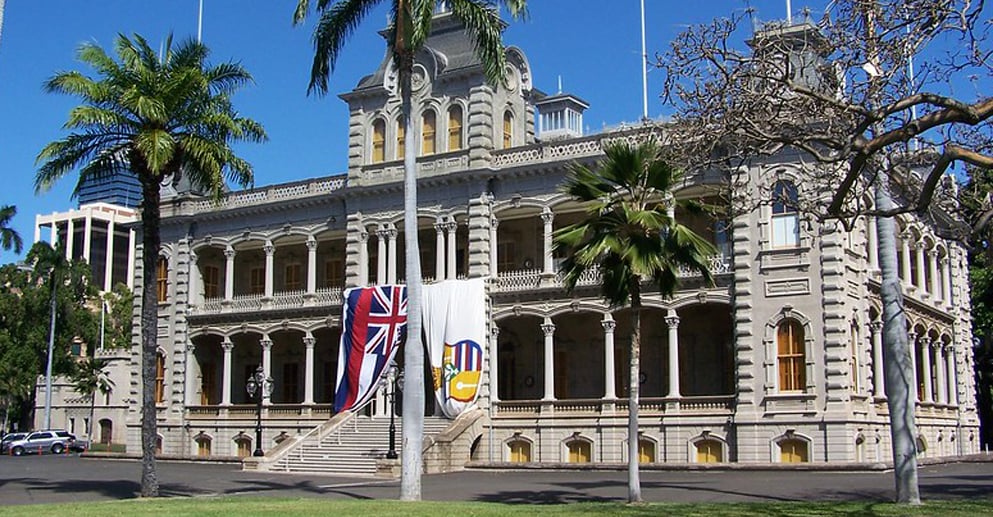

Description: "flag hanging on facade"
333 285 407 413
423 278 487 418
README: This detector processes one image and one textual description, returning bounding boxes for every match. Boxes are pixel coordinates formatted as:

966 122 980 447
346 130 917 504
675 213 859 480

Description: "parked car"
1 432 28 455
6 430 77 456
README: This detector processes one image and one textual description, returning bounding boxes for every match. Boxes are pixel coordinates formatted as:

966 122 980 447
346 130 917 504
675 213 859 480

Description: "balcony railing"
493 395 734 417
190 286 345 316
186 404 334 419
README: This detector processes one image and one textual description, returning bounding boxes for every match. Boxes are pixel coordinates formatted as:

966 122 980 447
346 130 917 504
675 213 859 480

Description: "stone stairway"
269 414 452 476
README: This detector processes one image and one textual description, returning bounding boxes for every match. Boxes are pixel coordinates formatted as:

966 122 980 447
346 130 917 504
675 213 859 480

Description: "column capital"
540 207 554 224
306 236 317 250
914 241 926 251
601 319 616 333
224 247 236 260
664 315 680 328
445 220 457 232
540 322 556 336
303 336 317 348
263 241 275 256
359 229 369 242
386 227 398 240
490 325 501 339
221 340 234 352
907 331 917 342
938 256 949 266
260 338 273 351
189 251 198 264
869 321 883 333
943 342 955 352
490 217 500 229
434 221 446 233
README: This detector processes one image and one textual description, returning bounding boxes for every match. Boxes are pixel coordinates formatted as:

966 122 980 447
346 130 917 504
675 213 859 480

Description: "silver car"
0 432 27 454
7 430 76 456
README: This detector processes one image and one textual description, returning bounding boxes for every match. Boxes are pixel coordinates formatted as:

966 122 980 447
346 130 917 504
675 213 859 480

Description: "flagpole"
786 0 792 24
640 0 648 121
197 0 203 43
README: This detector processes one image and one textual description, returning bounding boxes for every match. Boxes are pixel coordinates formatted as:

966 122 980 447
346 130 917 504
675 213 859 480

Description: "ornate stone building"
129 12 980 468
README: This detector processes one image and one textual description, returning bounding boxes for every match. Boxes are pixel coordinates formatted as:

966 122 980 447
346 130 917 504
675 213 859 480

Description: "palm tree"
35 34 266 497
293 0 526 501
70 357 115 447
0 205 23 255
553 140 716 503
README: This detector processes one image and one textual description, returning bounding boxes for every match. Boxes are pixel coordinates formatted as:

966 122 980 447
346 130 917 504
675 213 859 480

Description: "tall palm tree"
35 34 266 497
0 205 22 255
554 140 716 503
70 357 115 446
293 0 526 501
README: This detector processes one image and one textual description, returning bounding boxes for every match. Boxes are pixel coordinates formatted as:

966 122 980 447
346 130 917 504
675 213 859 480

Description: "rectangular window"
324 260 344 288
155 355 166 404
447 107 462 151
197 439 211 458
156 258 168 302
771 215 800 248
284 263 302 291
250 267 265 295
396 117 406 160
497 241 517 272
203 265 220 299
777 321 805 392
422 111 436 155
282 363 300 403
200 362 216 405
372 120 385 163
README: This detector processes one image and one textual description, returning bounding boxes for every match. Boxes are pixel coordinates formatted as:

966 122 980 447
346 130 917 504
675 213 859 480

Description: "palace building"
126 12 980 470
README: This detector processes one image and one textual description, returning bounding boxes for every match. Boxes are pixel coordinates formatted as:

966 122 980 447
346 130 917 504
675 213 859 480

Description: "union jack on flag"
334 285 407 413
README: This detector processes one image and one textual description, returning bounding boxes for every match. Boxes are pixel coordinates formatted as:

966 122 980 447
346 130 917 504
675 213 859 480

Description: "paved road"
1 454 991 506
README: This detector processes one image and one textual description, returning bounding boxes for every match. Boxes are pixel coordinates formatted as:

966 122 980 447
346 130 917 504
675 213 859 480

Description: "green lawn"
1 498 992 517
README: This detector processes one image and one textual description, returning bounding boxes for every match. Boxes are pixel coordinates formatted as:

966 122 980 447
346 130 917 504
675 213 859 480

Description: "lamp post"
385 365 404 460
245 366 272 457
17 261 57 430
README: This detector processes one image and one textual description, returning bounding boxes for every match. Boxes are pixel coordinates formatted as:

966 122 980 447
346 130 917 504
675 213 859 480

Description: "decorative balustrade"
189 175 347 213
190 287 345 316
186 404 335 419
229 293 264 312
494 268 542 292
492 127 664 168
271 290 306 310
494 395 734 417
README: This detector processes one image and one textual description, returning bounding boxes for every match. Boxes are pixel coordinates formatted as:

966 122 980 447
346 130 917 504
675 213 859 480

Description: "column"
306 237 317 295
185 342 197 406
376 226 387 284
908 331 918 403
945 345 958 405
489 326 501 402
928 249 940 300
261 336 273 405
34 222 41 244
223 246 236 301
263 240 275 298
65 217 75 259
666 312 681 398
126 229 136 289
867 217 878 269
104 217 116 292
541 208 554 275
541 319 556 400
870 321 884 397
920 337 933 403
602 316 616 400
221 339 234 406
358 229 370 286
82 211 93 262
445 221 457 280
434 220 445 280
386 225 398 284
941 257 952 305
901 236 912 285
489 217 499 278
49 221 57 244
914 242 927 293
303 333 316 405
189 251 200 305
933 341 946 405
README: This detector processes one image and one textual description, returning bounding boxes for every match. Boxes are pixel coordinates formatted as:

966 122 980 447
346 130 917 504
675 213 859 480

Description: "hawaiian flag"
333 285 407 413
424 278 487 418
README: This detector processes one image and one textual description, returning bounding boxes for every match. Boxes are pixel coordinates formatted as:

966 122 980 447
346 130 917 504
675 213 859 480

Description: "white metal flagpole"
197 0 204 43
786 0 792 24
640 0 648 120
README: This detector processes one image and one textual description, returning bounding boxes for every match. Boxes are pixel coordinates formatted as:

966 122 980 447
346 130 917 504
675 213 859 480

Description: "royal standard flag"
423 278 487 418
334 285 407 413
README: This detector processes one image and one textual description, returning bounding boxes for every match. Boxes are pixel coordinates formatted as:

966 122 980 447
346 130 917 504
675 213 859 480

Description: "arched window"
98 419 113 445
508 439 531 463
502 111 513 149
155 353 166 403
155 436 163 455
567 439 592 463
235 435 252 458
780 438 809 463
203 265 220 299
448 105 463 151
371 119 386 163
156 257 168 302
850 320 860 393
638 438 656 464
196 434 212 458
777 319 805 392
396 116 406 160
421 110 436 155
695 439 723 463
771 180 800 247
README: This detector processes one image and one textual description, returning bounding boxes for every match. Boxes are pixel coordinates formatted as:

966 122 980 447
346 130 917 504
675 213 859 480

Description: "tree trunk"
88 394 96 445
874 168 921 504
139 176 161 497
628 283 643 503
399 56 425 501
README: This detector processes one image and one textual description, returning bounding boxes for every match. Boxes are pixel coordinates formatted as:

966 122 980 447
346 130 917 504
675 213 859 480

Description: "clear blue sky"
0 0 807 262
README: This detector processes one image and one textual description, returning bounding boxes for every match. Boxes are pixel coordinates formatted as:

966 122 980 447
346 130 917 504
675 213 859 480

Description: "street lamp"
245 366 273 457
385 365 404 460
17 261 57 430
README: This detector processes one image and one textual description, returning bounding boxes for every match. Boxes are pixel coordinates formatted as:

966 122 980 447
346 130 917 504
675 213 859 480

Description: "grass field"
1 498 992 517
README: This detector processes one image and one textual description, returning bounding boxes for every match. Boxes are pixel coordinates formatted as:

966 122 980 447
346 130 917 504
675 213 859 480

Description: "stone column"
188 251 200 306
376 226 387 285
358 228 370 286
306 237 317 295
914 242 927 294
434 220 446 281
908 331 918 403
386 225 398 284
941 257 952 305
127 228 137 289
185 341 197 406
870 321 884 398
602 316 616 400
666 311 681 398
224 246 236 301
901 236 912 286
263 240 275 298
66 217 75 260
541 208 554 276
49 221 57 244
867 217 878 269
920 337 933 403
489 217 499 278
221 339 234 406
82 211 93 262
261 336 273 405
933 341 946 405
446 221 458 280
945 345 958 405
303 333 316 405
928 249 940 300
104 217 116 292
489 326 500 402
541 319 556 401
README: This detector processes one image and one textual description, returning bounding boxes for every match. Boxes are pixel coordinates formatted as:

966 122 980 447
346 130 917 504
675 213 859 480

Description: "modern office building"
77 171 142 209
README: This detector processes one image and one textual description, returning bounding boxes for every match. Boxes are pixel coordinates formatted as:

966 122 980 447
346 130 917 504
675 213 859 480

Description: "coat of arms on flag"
333 285 407 413
423 278 487 418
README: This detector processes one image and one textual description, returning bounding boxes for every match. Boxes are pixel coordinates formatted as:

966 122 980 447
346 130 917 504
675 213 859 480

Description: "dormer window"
448 106 463 151
371 119 386 163
422 110 436 155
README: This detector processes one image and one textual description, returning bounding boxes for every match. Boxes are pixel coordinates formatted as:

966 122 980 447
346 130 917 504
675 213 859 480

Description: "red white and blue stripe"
334 285 407 413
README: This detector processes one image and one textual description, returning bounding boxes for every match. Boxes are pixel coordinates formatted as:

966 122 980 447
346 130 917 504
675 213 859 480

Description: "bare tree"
660 0 991 504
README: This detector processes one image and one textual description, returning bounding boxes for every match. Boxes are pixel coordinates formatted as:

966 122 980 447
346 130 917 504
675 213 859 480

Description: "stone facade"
127 13 980 465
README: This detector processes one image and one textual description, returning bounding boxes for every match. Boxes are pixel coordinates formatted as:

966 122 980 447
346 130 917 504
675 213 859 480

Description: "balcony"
190 286 345 317
493 395 735 417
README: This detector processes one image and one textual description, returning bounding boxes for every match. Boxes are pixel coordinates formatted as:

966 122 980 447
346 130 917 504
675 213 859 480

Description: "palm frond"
304 0 383 95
